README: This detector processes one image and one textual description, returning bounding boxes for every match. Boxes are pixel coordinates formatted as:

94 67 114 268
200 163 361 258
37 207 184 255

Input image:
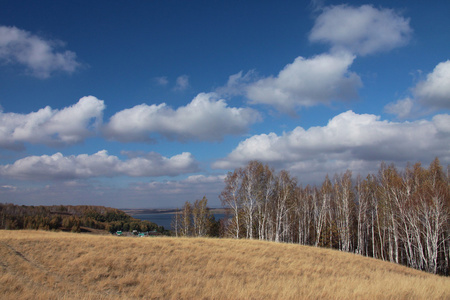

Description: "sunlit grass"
1 230 449 299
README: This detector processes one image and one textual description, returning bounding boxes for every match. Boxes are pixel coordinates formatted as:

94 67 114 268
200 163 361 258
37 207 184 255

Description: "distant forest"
0 204 167 234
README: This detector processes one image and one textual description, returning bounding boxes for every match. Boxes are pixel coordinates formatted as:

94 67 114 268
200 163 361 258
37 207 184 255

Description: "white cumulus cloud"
0 25 81 78
103 92 261 142
0 150 199 180
385 60 450 118
309 4 412 55
414 60 450 109
217 4 412 113
0 96 105 149
213 111 450 183
245 52 361 112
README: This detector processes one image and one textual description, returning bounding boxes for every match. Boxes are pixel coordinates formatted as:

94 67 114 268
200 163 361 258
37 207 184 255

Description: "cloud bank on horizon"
0 1 448 208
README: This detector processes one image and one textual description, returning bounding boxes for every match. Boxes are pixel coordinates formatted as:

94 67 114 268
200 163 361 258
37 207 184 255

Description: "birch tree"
273 170 296 242
180 201 193 236
377 163 401 263
334 170 354 252
241 161 265 239
220 169 243 238
192 196 212 237
218 158 449 275
295 185 313 245
256 164 275 241
412 159 449 273
314 176 332 247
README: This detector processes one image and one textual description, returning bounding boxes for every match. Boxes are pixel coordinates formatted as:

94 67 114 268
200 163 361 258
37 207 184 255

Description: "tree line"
171 196 220 237
0 204 166 234
219 158 449 275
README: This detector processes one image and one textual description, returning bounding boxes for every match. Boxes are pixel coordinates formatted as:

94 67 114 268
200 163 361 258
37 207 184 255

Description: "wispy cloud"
0 25 82 78
215 70 257 97
309 4 412 55
154 76 169 86
384 98 414 119
174 74 190 91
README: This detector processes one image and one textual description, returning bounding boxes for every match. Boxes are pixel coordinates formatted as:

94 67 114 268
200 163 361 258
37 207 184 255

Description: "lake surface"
133 213 226 230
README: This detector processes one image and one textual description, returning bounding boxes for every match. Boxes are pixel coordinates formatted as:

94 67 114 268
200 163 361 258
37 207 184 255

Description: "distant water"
133 213 226 230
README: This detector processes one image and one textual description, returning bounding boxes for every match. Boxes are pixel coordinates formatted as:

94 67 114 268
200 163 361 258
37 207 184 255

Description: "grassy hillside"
1 230 449 299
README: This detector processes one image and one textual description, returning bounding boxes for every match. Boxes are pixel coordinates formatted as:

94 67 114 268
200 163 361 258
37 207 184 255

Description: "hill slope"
1 230 449 299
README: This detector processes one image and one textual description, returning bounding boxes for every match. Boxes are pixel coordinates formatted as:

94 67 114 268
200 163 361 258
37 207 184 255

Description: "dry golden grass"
1 230 449 299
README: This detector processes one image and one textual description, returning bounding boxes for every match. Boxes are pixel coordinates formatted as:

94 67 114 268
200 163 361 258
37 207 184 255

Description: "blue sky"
0 0 449 208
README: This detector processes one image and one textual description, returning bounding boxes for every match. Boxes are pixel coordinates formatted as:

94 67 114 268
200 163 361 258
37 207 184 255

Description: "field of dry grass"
1 230 449 299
